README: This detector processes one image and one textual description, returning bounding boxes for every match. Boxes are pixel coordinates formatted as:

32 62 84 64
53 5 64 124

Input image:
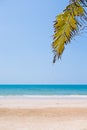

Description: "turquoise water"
0 85 87 96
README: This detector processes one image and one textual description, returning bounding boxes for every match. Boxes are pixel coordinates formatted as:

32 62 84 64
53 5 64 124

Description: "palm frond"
52 0 87 63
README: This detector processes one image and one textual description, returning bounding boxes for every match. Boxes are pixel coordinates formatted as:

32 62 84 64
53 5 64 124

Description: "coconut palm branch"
52 0 87 63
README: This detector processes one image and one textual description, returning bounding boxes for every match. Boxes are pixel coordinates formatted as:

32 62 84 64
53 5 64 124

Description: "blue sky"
0 0 87 84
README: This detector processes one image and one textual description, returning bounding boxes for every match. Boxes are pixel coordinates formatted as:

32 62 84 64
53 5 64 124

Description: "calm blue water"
0 85 87 96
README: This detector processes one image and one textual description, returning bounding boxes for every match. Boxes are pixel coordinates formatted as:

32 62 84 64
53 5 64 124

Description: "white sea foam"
0 95 87 100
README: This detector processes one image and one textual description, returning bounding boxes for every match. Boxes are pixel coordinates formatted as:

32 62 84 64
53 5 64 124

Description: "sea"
0 84 87 96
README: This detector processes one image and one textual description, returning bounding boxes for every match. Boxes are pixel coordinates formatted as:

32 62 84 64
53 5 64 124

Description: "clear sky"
0 0 87 84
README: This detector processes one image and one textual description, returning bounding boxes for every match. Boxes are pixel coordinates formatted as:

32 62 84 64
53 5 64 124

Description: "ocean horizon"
0 84 87 96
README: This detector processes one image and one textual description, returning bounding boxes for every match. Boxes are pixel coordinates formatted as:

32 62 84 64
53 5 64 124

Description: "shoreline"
0 94 87 97
0 95 87 108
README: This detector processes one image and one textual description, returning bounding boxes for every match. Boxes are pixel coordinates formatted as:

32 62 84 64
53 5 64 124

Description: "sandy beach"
0 96 87 130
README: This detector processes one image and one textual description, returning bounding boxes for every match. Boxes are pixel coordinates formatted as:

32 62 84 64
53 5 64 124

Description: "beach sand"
0 96 87 130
